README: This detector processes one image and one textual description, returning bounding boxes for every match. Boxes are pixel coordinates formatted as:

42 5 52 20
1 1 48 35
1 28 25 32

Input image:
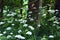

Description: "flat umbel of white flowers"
18 30 22 33
0 34 3 36
0 22 5 25
7 35 12 39
23 24 28 27
26 31 32 35
28 26 34 30
49 35 54 38
15 35 25 39
6 27 12 30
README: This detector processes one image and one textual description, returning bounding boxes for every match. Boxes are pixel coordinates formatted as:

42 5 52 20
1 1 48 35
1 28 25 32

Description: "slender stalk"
38 0 42 25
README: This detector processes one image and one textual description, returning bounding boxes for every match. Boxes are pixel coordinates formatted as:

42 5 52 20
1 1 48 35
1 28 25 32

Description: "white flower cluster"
23 24 28 27
19 19 27 23
53 21 59 24
28 26 34 30
6 27 12 30
7 35 12 39
11 23 15 26
15 19 18 21
0 34 3 36
3 10 7 13
18 30 22 33
48 10 55 13
29 18 34 21
7 12 16 17
48 9 59 14
37 24 41 27
3 31 6 34
10 32 13 35
26 31 32 35
17 14 22 17
49 35 54 38
0 22 5 25
15 35 25 39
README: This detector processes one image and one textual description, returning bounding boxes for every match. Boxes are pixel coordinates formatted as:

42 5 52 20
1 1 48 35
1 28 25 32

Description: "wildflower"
11 14 15 16
18 30 22 33
28 26 34 30
29 18 34 21
42 14 46 16
22 20 27 23
7 35 12 39
48 10 55 13
37 24 41 27
20 8 23 9
41 37 47 40
18 14 21 17
7 12 16 17
26 31 32 35
3 10 7 13
7 14 11 16
0 34 3 36
3 31 6 34
53 21 59 24
10 32 13 35
55 9 59 12
49 35 54 38
0 22 5 25
11 12 16 15
11 24 15 26
28 15 31 17
6 27 12 30
18 19 23 22
15 19 18 21
15 35 25 39
20 19 27 23
23 24 28 27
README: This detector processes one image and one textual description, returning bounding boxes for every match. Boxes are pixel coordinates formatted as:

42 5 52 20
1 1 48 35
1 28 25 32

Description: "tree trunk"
38 0 42 25
28 0 39 26
0 0 3 18
55 0 60 18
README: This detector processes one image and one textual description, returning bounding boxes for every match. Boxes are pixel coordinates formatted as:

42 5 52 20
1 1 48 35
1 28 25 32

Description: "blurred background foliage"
0 0 60 40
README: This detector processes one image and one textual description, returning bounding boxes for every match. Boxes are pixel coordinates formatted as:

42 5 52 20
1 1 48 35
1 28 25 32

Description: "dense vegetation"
0 0 60 40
